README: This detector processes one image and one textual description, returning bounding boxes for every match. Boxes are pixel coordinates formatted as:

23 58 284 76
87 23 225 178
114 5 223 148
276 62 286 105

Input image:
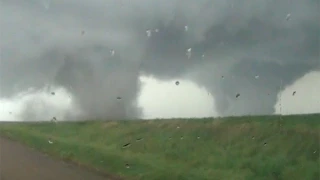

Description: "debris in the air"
255 75 259 79
51 92 55 95
146 30 151 37
221 76 224 79
52 117 57 122
264 142 267 146
197 136 200 139
286 13 291 21
125 163 130 168
136 138 143 141
236 93 240 98
176 126 180 129
184 25 188 31
48 138 53 144
110 49 115 56
186 48 192 59
292 91 296 96
122 143 131 148
180 136 184 140
175 81 180 86
314 151 317 154
252 136 255 140
117 96 122 100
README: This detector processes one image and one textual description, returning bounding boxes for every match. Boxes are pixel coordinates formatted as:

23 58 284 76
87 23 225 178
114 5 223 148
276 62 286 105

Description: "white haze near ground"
1 72 320 121
274 71 320 115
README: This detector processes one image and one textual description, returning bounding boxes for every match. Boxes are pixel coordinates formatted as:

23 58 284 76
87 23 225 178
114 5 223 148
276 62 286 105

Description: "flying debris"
236 93 240 98
117 96 122 100
122 143 131 148
125 163 130 168
51 117 57 122
175 81 180 86
186 48 192 59
146 30 151 37
292 91 296 96
110 49 115 56
184 25 188 31
286 13 291 21
51 92 55 95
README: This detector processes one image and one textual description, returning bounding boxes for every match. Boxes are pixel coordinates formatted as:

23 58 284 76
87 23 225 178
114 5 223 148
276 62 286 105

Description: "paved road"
0 137 118 180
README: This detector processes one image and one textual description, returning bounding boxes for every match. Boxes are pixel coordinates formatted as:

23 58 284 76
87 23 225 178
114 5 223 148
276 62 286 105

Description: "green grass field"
0 114 319 180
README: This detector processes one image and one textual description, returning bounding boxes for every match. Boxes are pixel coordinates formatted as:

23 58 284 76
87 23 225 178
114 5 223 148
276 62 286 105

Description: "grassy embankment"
0 114 319 180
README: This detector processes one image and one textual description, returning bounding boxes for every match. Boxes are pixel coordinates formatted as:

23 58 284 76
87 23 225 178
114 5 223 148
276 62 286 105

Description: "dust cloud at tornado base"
0 0 319 120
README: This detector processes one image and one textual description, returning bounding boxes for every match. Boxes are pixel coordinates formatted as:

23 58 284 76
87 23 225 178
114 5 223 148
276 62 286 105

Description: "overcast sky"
0 0 319 121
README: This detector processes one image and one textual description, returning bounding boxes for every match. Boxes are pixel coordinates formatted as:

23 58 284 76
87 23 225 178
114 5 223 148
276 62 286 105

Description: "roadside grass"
0 114 319 180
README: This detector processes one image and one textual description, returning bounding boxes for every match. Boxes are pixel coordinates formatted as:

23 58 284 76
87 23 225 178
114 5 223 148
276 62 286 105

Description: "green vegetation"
0 114 319 180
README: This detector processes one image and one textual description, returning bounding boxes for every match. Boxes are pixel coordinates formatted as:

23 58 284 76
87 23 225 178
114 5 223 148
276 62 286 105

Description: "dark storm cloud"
0 0 319 119
139 0 319 116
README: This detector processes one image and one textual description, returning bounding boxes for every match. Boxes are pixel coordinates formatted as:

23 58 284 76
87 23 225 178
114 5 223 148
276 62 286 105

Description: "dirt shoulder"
0 137 118 180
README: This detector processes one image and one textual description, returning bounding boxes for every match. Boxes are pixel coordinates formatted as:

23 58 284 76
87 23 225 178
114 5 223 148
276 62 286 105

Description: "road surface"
0 137 119 180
